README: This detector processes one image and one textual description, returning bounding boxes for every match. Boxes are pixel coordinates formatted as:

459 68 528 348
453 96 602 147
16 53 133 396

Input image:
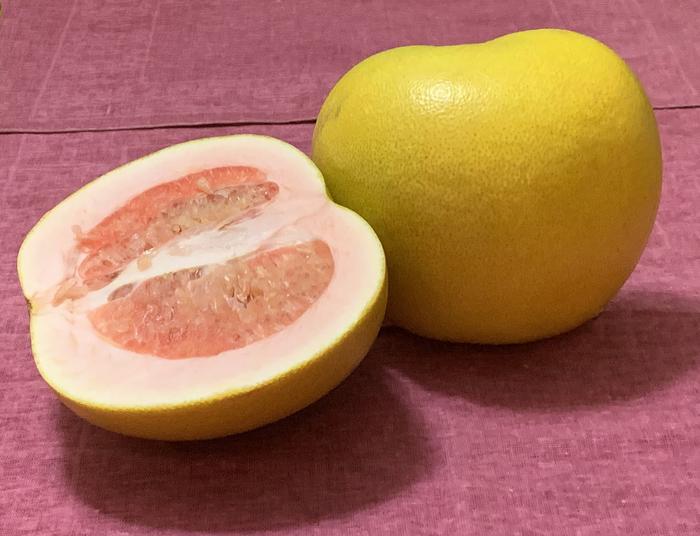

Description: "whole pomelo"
312 28 661 343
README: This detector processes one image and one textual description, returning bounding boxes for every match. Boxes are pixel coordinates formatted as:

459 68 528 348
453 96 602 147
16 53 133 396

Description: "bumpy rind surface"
312 29 662 343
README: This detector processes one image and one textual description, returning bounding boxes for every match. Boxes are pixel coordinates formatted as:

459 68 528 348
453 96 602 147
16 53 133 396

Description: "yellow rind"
38 275 386 440
312 29 662 344
19 135 388 440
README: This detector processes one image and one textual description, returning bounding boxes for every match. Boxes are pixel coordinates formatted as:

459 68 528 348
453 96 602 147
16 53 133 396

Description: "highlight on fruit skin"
312 28 662 344
17 135 387 440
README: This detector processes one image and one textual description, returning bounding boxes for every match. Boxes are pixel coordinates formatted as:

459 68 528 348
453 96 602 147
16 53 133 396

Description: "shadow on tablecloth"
386 290 700 409
55 349 436 533
55 289 698 532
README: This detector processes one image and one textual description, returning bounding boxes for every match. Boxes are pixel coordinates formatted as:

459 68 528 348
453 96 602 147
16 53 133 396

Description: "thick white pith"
19 136 385 408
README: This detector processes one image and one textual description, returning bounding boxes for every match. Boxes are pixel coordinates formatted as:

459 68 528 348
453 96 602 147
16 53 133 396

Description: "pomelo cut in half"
17 135 387 440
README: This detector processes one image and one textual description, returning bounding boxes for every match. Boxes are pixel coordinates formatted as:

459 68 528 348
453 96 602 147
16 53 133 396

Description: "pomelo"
18 135 387 440
312 29 662 343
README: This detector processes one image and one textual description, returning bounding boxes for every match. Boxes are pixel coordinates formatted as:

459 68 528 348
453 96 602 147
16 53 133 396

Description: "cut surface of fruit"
18 135 387 440
89 240 334 359
75 167 278 291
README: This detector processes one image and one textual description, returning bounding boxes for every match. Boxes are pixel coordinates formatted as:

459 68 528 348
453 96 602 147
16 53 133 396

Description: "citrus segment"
76 167 278 290
89 240 334 359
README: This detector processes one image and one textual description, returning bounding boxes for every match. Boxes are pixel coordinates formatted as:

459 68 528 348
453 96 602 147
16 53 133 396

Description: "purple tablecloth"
1 2 698 535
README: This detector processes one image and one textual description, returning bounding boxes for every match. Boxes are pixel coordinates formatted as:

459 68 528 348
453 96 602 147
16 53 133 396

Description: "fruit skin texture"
312 29 662 343
18 135 387 440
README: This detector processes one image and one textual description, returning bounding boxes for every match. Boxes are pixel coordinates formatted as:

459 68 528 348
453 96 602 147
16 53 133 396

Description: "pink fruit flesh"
58 167 335 359
90 240 333 359
75 167 278 290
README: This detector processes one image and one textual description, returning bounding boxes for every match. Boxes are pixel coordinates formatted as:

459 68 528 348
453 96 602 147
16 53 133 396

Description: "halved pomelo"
17 135 387 440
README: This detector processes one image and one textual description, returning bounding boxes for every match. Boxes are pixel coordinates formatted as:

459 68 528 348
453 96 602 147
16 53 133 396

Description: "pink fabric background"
1 1 698 534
